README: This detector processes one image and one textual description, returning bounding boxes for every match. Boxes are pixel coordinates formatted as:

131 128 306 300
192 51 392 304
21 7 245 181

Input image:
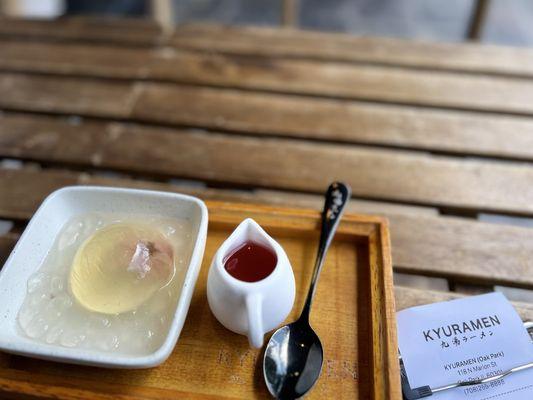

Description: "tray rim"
0 200 401 400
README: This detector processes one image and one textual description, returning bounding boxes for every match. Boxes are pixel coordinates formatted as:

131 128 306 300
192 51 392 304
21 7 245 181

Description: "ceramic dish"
0 186 208 368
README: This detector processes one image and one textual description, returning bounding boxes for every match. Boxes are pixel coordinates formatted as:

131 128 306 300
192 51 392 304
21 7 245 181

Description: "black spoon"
263 182 351 399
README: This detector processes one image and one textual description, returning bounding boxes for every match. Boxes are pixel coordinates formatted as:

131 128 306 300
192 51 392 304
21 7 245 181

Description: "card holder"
400 321 533 399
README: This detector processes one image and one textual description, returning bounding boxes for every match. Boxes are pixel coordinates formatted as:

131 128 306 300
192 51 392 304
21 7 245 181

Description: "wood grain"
0 73 135 117
0 368 213 400
0 16 162 46
2 18 533 78
3 72 533 161
0 41 156 79
0 203 400 399
171 24 533 77
3 113 533 216
3 167 533 288
2 44 533 114
134 84 533 160
0 167 436 221
369 221 397 399
389 213 533 288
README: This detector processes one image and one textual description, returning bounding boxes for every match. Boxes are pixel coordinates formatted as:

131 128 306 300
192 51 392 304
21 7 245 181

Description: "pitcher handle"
246 294 264 348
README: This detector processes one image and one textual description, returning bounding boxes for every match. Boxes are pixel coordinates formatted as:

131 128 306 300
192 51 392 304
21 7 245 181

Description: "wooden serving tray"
0 201 400 399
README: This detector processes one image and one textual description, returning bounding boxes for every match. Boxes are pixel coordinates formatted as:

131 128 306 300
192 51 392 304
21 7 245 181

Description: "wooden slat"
134 83 533 161
103 54 533 114
3 72 533 161
248 189 438 217
3 166 533 289
0 41 154 79
389 213 533 287
1 44 533 114
395 286 533 322
0 167 436 221
171 24 533 78
0 74 135 118
2 18 533 79
3 113 533 217
0 17 162 46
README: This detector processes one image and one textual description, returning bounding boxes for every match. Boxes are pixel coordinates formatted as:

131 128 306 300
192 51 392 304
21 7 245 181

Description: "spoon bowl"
264 320 323 399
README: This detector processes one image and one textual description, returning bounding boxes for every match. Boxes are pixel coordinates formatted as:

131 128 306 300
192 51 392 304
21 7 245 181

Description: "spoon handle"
300 182 351 323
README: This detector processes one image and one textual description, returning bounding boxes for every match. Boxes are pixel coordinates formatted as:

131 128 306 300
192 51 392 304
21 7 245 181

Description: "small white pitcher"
207 218 295 348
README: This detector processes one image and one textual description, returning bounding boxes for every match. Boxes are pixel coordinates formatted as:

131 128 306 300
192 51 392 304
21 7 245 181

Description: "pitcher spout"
217 218 280 268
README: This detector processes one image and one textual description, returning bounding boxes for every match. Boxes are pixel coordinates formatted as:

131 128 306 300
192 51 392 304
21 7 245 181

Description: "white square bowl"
0 186 208 368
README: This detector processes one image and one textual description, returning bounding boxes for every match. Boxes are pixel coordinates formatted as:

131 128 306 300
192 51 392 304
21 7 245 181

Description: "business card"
397 292 533 399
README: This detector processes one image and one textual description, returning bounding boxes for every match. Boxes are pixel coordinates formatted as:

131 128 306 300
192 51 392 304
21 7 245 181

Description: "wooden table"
1 15 533 392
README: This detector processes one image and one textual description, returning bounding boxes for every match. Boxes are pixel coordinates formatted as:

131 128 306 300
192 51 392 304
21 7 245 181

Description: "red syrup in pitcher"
224 241 277 282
